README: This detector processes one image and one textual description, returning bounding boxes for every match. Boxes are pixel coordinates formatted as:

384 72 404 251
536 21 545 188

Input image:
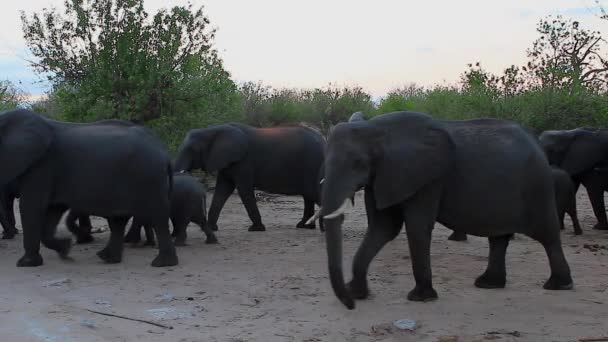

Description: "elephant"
174 123 326 232
539 128 608 230
447 166 582 240
123 173 218 246
0 109 177 267
313 111 573 309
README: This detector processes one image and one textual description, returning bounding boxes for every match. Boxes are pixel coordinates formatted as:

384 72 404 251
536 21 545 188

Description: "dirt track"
0 189 607 342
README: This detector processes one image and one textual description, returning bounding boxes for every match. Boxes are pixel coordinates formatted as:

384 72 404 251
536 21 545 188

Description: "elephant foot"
55 238 73 260
151 253 178 267
96 247 122 264
76 234 94 244
346 280 369 299
296 220 316 229
448 232 467 241
205 235 219 244
474 271 506 289
543 274 573 290
407 286 438 302
209 224 219 232
573 228 583 235
592 222 608 231
17 253 43 267
248 224 266 232
174 238 187 247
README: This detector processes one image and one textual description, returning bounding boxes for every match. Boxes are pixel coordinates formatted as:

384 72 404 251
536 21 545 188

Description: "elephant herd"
0 108 606 311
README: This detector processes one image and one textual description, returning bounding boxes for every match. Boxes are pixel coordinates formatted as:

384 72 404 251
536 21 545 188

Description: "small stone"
393 319 417 331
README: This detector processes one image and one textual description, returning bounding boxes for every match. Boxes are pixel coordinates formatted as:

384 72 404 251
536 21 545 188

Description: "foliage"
21 0 240 151
0 81 25 111
525 15 608 92
237 83 375 133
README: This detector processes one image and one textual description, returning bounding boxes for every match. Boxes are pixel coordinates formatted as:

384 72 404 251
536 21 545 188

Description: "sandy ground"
0 189 607 342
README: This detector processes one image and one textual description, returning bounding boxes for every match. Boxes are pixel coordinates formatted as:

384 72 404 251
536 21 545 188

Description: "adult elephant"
0 109 177 267
314 111 573 310
539 128 608 230
174 123 326 232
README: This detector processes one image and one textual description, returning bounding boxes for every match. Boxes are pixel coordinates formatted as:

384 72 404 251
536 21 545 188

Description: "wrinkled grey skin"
448 166 582 240
0 109 177 267
174 123 325 232
539 128 608 231
319 111 573 310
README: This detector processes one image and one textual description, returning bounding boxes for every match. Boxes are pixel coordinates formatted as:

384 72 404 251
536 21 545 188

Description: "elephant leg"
586 185 608 230
143 224 156 246
17 198 45 267
448 231 467 241
296 198 316 229
348 191 402 299
78 215 94 243
40 206 71 259
124 218 143 244
568 198 582 235
97 217 129 264
172 218 188 246
235 180 265 232
527 226 573 290
194 213 218 244
207 173 236 231
403 184 442 302
0 192 17 239
66 211 94 244
150 216 178 267
475 235 511 288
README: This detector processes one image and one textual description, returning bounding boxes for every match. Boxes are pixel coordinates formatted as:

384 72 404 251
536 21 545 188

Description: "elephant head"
0 109 53 187
174 124 248 173
539 128 608 176
319 112 454 309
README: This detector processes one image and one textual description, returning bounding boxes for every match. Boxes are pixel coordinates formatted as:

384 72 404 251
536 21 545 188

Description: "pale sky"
1 0 608 99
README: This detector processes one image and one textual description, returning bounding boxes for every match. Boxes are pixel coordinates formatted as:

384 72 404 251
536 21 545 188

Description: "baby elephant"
552 167 582 235
68 174 217 246
124 173 218 246
449 166 581 240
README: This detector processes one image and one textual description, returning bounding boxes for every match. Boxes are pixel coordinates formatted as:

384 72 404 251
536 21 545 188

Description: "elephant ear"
561 131 608 176
205 125 248 172
373 124 453 210
0 110 53 186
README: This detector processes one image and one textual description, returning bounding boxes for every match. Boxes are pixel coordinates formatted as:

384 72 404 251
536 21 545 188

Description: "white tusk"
179 170 186 173
323 199 351 219
306 209 322 225
319 178 324 185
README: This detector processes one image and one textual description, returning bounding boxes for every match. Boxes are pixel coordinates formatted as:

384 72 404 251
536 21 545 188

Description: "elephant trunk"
319 165 361 309
324 215 354 309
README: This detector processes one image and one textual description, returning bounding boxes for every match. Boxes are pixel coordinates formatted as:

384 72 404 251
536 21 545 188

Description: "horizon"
2 0 608 101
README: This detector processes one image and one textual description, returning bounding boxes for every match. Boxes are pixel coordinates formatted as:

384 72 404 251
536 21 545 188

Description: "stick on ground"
85 309 173 330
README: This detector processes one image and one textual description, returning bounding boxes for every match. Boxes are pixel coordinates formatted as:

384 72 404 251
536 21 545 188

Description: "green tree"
525 15 608 92
0 80 25 111
21 0 239 137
